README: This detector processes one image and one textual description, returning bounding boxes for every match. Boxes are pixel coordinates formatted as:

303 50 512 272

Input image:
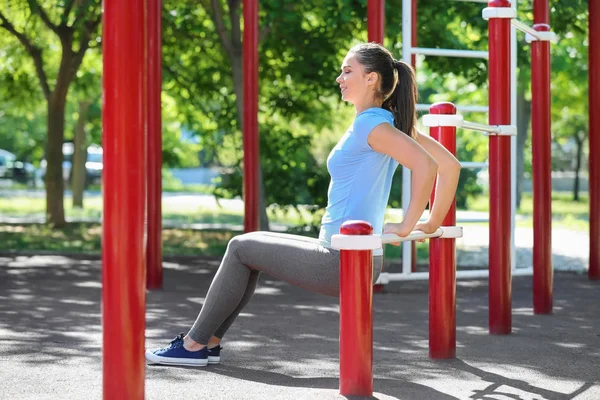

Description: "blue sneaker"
207 345 222 364
145 333 208 367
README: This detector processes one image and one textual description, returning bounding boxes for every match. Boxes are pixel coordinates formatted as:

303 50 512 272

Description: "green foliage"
214 120 330 214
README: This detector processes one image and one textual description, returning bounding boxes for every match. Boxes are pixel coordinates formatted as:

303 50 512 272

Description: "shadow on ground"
0 253 599 400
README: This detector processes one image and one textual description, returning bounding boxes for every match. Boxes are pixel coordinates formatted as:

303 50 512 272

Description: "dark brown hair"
350 43 418 139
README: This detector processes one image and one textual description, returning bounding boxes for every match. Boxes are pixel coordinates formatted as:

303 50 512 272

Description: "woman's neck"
354 99 383 115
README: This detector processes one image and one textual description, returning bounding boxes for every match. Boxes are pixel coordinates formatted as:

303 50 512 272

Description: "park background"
0 0 590 271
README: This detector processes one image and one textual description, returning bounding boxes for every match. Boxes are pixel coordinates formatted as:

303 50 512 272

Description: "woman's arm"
414 130 461 232
368 123 438 236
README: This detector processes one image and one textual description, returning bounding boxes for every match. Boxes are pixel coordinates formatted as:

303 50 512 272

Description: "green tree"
162 0 368 228
0 0 101 226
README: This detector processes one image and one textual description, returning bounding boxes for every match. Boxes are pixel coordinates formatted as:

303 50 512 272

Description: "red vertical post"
428 102 457 359
146 0 163 289
531 0 553 311
411 0 417 68
410 0 418 273
487 0 512 334
367 0 385 44
589 0 600 280
102 0 146 398
339 221 374 397
243 0 259 232
368 0 387 292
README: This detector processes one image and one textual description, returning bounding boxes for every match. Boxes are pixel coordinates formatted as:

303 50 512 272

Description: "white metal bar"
510 0 517 273
511 19 539 38
401 0 412 276
411 47 488 59
461 161 488 169
381 226 463 244
462 120 501 133
379 267 533 283
417 104 489 113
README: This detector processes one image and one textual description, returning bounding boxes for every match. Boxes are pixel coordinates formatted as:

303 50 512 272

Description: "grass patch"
0 195 315 227
0 223 237 257
468 192 588 231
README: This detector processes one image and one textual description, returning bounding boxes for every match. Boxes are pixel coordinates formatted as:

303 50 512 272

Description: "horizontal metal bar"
332 226 464 250
378 267 533 283
462 120 502 134
410 47 488 59
511 19 540 38
460 161 488 169
417 104 489 113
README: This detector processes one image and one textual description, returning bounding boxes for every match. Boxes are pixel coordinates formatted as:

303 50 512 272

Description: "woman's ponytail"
382 60 418 139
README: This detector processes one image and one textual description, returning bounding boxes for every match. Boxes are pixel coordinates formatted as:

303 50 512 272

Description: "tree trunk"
573 133 584 201
45 94 67 226
231 43 270 231
516 84 532 209
72 101 91 208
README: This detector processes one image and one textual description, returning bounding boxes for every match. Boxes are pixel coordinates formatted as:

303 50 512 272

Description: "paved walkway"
0 254 598 399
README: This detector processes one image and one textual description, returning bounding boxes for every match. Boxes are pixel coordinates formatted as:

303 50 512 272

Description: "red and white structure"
393 0 559 333
332 223 463 397
100 0 596 398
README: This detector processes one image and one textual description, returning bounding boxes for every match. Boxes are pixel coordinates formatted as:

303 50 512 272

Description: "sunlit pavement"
0 254 598 399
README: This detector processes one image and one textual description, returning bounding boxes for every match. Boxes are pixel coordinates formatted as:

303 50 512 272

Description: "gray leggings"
188 231 383 344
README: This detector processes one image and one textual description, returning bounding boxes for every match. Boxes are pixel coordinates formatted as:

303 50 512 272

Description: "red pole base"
339 249 373 397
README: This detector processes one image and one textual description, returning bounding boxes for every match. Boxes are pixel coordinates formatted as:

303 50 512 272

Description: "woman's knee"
226 232 262 256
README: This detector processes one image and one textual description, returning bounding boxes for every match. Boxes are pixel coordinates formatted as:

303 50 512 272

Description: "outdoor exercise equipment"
332 224 463 397
101 0 597 398
393 0 558 334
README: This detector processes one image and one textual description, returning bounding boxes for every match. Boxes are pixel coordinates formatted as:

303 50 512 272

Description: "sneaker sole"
145 350 208 367
208 356 220 364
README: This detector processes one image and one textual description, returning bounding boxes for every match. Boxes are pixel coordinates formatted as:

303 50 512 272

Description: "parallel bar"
461 161 488 169
146 0 163 289
511 19 540 38
590 0 600 280
102 0 146 397
429 102 458 359
487 0 512 335
381 268 534 282
531 18 553 313
243 0 259 232
462 120 502 134
339 222 373 397
411 47 488 59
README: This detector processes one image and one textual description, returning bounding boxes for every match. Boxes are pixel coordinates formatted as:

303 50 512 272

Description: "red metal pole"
487 0 512 334
146 0 163 289
367 0 385 44
368 0 387 293
339 221 374 397
589 0 600 280
243 0 259 232
428 102 457 359
102 0 146 398
410 0 417 273
411 0 417 68
531 0 552 311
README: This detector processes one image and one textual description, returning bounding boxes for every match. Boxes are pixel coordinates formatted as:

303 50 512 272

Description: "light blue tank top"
319 108 399 255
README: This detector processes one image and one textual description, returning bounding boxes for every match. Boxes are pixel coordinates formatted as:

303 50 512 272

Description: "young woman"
146 42 461 367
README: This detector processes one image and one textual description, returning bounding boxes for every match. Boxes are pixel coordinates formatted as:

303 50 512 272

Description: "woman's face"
336 53 372 104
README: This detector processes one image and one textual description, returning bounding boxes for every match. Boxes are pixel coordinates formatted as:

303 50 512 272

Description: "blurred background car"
0 149 36 186
38 143 103 187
